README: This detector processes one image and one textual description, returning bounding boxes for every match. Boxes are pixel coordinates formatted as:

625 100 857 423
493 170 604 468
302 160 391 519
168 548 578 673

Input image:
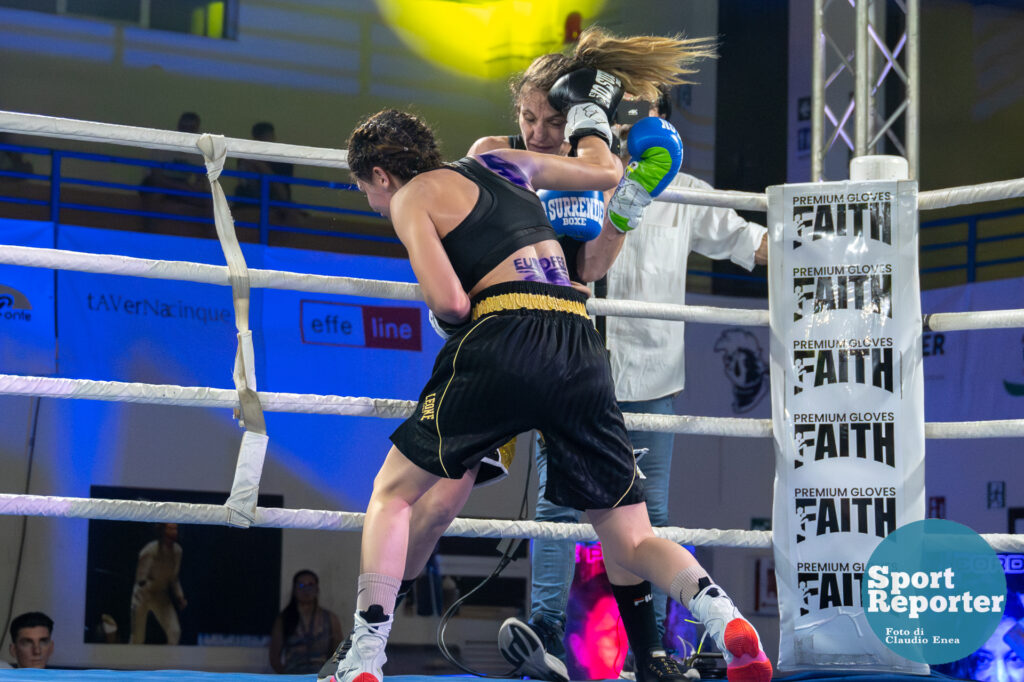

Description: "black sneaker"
497 617 569 682
638 648 700 682
619 650 637 681
317 633 352 682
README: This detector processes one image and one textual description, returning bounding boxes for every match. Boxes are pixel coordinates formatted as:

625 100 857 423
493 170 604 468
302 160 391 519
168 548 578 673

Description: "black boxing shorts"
390 280 644 511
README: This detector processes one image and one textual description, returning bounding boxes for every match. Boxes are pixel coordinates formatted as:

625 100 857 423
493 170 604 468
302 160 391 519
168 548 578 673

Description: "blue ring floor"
0 674 518 681
0 671 970 681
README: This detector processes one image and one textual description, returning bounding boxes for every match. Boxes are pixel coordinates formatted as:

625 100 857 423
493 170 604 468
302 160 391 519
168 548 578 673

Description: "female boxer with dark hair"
324 63 770 682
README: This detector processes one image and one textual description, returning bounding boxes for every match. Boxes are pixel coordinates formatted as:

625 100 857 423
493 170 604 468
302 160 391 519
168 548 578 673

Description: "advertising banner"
0 218 56 376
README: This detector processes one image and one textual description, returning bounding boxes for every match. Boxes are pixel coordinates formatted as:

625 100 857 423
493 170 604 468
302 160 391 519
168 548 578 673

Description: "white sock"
669 564 710 605
356 573 401 616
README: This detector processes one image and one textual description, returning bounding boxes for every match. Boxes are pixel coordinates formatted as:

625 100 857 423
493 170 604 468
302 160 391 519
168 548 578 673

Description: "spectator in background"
973 616 1024 682
141 111 205 205
89 614 120 644
130 522 187 645
269 569 343 674
235 121 294 207
4 611 54 669
0 133 34 180
937 607 1024 682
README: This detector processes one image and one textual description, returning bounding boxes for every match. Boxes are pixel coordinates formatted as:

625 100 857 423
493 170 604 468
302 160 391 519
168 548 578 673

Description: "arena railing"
919 204 1024 283
3 140 1022 285
0 139 385 246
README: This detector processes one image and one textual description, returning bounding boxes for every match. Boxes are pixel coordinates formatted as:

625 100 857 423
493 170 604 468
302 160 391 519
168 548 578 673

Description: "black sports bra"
440 156 556 291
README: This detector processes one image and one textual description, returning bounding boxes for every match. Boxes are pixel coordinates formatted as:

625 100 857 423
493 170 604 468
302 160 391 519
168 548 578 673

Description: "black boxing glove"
547 68 624 148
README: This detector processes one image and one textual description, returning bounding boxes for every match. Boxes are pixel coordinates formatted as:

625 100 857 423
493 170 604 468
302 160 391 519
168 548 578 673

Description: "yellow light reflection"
375 0 606 80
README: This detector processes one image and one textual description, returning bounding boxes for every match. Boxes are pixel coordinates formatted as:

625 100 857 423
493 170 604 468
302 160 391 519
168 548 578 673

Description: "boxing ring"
0 110 1023 679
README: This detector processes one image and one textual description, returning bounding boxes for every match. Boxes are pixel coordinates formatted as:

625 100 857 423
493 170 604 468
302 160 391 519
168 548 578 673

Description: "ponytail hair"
570 26 716 102
510 26 716 110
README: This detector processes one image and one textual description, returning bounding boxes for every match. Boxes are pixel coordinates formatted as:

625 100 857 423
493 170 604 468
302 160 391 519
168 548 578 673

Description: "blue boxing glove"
548 68 624 149
608 117 684 232
537 189 604 241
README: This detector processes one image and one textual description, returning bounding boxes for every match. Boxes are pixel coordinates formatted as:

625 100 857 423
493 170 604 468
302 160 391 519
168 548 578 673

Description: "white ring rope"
1 109 1021 212
0 493 772 548
2 108 1023 547
658 185 767 212
587 297 770 326
0 373 417 420
1 493 1021 552
919 177 1024 211
0 244 423 301
0 110 349 169
923 309 1024 332
924 420 1024 440
2 244 1024 332
2 373 1023 440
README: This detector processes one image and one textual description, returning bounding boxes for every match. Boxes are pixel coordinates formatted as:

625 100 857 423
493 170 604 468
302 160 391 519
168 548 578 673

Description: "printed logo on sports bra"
421 393 436 421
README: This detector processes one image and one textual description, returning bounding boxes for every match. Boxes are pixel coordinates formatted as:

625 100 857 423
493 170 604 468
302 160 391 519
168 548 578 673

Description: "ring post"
768 156 926 672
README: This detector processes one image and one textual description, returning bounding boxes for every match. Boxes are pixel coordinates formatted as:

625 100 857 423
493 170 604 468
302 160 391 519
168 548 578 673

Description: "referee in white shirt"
524 87 769 679
606 88 768 650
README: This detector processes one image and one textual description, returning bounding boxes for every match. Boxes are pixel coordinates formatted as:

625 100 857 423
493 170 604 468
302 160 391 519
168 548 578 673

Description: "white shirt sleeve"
677 175 767 271
605 172 767 401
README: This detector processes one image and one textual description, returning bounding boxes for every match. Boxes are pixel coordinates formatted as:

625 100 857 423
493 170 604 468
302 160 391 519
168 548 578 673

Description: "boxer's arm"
468 135 511 155
575 208 627 282
472 135 623 281
391 182 470 324
497 137 621 192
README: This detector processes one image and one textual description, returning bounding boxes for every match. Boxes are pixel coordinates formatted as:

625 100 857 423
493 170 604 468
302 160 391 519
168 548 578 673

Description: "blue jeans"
530 394 677 647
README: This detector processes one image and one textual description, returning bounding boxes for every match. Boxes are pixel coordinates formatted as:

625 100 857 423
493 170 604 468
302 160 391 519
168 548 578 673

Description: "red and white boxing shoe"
330 608 392 682
688 584 773 682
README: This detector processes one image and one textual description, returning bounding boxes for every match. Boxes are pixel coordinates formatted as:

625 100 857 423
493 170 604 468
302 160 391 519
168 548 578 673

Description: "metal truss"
812 0 919 180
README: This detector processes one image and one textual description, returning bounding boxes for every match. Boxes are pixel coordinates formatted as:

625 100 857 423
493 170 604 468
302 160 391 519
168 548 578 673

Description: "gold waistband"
471 291 589 321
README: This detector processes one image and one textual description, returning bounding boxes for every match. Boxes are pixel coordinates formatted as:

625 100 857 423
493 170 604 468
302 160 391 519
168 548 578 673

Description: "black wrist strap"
594 275 608 346
568 128 612 150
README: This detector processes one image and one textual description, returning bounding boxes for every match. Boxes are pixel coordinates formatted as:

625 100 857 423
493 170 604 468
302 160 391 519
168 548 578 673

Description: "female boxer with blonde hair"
469 29 718 682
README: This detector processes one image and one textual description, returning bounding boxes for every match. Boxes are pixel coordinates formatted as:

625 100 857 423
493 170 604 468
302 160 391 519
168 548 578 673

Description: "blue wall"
1 217 445 510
